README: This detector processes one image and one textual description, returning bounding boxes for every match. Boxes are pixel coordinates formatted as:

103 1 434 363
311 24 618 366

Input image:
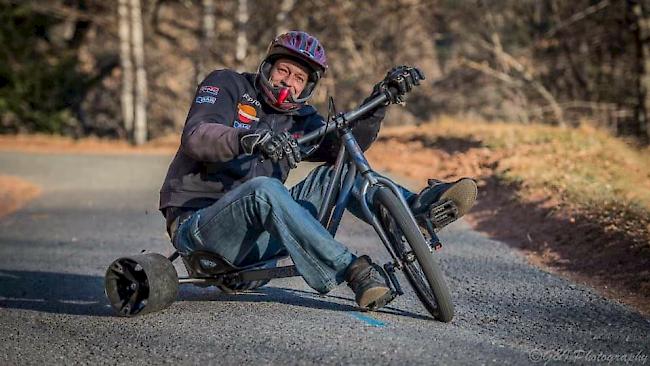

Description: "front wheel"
374 187 455 322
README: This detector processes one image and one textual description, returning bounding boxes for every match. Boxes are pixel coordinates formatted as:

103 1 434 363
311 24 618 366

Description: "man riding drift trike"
105 31 477 321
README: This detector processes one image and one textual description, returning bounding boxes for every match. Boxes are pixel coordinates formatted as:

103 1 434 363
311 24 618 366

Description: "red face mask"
275 87 290 107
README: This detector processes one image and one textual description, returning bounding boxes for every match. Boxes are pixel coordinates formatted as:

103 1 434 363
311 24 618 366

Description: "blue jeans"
173 164 413 294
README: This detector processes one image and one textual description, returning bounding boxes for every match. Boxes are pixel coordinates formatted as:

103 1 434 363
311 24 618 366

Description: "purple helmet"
258 31 328 111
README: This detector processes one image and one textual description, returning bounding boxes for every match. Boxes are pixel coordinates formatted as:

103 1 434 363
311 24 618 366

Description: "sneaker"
345 255 392 310
409 178 478 229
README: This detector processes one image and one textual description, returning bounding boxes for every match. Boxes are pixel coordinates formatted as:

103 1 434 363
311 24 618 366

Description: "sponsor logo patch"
195 96 216 104
237 103 259 123
199 86 220 96
234 121 252 129
242 93 262 108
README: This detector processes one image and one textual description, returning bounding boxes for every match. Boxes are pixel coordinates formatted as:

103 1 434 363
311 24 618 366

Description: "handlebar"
296 90 390 146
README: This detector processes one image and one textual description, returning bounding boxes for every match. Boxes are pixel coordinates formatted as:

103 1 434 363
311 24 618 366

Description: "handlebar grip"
384 86 401 103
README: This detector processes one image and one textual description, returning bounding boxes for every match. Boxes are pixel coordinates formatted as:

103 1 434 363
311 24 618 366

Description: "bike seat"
183 251 244 277
182 251 288 278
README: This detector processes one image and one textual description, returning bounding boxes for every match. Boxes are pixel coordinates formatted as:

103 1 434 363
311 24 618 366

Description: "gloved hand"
373 65 425 104
240 129 302 168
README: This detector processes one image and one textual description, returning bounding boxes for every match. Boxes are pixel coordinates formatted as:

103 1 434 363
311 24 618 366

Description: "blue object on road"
348 311 387 328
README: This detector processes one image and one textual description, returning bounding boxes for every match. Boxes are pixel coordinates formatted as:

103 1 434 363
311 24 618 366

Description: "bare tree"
466 38 566 126
630 0 650 140
195 0 216 84
130 0 148 145
118 0 134 137
545 0 611 38
235 0 248 67
275 0 296 36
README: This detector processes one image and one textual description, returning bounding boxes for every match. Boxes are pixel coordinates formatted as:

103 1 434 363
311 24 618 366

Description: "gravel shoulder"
0 175 41 219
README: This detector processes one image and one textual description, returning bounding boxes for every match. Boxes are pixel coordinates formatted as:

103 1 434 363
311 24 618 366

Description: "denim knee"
247 176 289 198
172 212 201 257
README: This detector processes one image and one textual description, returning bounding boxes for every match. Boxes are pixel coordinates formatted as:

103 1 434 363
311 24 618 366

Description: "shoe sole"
357 287 391 309
438 178 477 218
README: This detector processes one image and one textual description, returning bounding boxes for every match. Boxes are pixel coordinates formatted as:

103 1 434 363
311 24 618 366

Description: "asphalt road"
0 150 648 365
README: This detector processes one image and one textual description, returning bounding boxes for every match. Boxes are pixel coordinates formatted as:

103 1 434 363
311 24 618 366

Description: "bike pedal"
429 200 459 229
384 262 404 296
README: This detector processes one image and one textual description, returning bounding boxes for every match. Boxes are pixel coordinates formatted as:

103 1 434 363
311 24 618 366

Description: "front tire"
374 187 455 322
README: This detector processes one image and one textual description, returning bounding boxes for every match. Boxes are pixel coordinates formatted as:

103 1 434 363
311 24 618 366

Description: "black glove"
373 65 425 104
240 129 302 168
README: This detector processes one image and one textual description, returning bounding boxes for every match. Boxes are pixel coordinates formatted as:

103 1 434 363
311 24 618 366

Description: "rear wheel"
374 187 454 322
105 253 178 317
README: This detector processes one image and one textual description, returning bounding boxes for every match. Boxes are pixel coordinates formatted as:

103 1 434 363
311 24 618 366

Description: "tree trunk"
195 0 216 84
235 0 248 66
130 0 148 145
475 36 566 126
275 0 296 35
118 0 134 138
630 0 650 140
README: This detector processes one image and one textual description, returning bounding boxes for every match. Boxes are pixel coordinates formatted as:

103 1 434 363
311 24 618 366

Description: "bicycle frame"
296 93 442 269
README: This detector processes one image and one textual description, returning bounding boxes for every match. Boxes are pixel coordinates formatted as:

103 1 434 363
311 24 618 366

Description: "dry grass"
0 175 41 219
370 117 650 315
0 133 178 155
380 117 650 245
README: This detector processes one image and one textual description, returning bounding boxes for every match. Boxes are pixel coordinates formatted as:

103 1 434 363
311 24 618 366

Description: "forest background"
2 0 650 145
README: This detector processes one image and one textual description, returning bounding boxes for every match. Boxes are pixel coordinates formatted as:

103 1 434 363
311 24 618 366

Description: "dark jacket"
159 69 384 221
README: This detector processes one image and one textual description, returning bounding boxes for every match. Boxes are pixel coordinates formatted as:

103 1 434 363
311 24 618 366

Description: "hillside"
366 118 650 315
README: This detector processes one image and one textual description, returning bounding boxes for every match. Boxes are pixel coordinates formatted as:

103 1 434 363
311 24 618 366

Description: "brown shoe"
345 255 392 310
410 178 478 229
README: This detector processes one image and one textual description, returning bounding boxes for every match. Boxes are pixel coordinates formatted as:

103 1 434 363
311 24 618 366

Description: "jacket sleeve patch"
233 121 252 129
237 103 259 123
195 95 217 104
199 86 220 96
